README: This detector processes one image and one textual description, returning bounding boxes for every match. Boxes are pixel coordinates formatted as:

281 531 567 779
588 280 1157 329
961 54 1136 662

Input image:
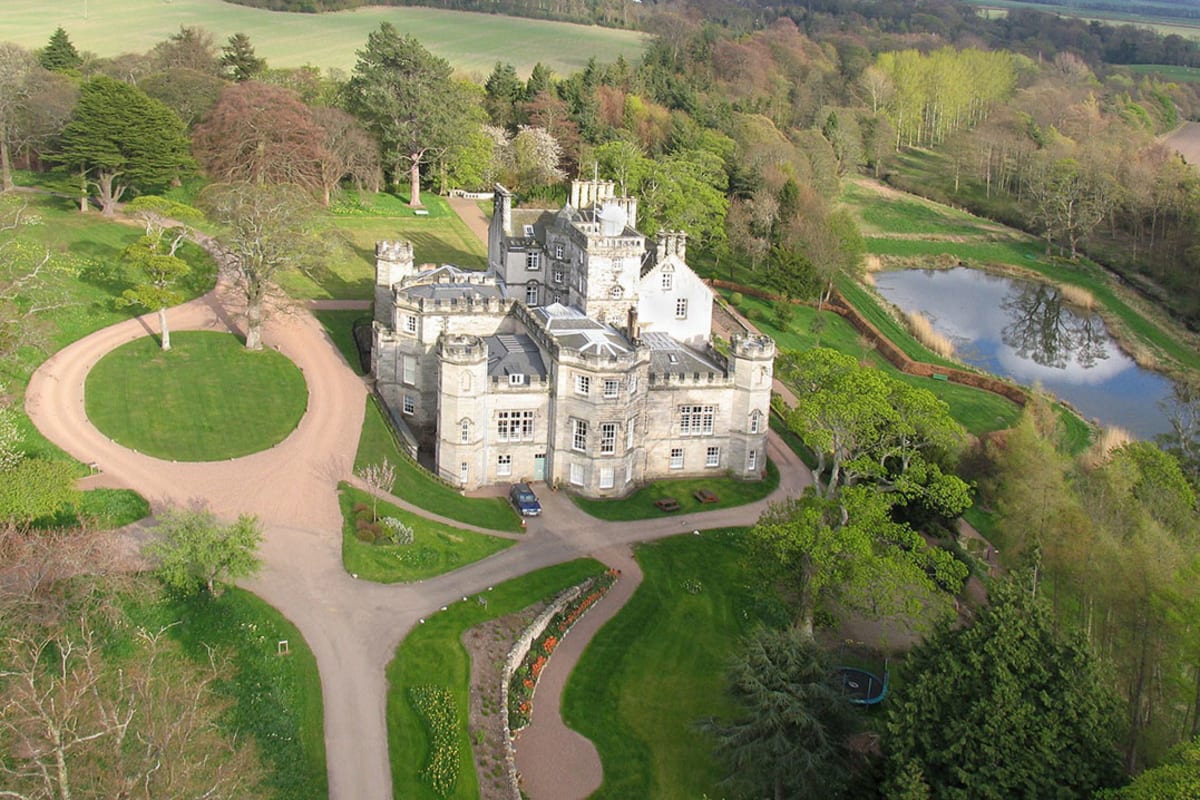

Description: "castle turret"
375 240 414 325
726 334 776 479
436 334 490 488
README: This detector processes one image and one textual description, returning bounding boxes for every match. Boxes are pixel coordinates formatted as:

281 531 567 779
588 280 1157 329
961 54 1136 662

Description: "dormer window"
523 224 535 237
509 373 526 385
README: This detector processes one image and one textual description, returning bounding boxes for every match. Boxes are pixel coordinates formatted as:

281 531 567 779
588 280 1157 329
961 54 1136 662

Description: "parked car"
509 482 542 516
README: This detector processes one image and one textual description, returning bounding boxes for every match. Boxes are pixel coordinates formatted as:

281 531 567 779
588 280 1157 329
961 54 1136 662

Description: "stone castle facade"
372 179 775 498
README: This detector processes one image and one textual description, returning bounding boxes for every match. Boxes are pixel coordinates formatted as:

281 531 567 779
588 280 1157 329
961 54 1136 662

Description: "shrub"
353 502 370 516
730 291 744 307
773 301 796 329
381 517 414 546
746 307 766 323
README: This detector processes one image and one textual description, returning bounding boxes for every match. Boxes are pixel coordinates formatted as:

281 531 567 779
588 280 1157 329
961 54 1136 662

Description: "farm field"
962 0 1200 38
0 0 647 76
1164 120 1200 165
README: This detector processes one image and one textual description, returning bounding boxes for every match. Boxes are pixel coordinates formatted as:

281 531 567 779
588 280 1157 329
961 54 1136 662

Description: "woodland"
3 0 1200 796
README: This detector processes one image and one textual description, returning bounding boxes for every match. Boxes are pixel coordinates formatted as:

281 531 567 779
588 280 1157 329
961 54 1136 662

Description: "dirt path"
447 194 493 245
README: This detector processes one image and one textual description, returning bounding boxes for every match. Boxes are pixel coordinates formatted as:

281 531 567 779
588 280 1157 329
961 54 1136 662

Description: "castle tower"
375 240 414 325
726 334 777 479
436 334 489 488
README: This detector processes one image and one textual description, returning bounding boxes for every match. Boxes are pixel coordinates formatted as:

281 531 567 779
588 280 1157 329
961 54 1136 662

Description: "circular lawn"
85 331 308 461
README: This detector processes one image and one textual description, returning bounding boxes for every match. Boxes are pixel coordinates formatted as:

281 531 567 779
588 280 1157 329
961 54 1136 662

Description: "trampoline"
836 666 889 705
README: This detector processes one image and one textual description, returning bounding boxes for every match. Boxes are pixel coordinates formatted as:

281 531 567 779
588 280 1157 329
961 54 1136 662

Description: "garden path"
25 272 811 800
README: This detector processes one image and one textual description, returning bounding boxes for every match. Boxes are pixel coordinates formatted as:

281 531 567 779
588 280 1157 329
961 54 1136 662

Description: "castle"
371 180 775 498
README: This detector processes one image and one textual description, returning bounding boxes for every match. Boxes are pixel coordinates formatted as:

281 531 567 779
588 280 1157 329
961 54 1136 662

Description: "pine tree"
39 27 80 73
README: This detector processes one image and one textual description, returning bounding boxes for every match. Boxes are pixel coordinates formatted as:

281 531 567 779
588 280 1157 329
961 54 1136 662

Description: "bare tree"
357 458 396 521
199 182 324 350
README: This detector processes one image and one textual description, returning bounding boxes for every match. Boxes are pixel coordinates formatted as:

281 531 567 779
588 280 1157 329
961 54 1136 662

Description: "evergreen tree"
483 61 522 129
39 27 80 73
220 32 266 82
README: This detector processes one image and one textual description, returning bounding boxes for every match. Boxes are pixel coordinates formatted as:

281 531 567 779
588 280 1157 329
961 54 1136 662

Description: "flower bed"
408 684 460 798
507 569 619 731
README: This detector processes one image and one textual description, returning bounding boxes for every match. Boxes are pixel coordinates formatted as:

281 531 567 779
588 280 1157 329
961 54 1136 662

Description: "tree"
483 61 522 129
1158 376 1200 485
0 44 35 191
117 237 190 350
705 628 856 800
139 67 226 128
220 32 266 82
0 389 18 472
149 25 219 75
0 457 79 524
884 577 1124 799
193 81 327 194
312 106 383 204
38 27 80 73
146 507 262 596
55 76 194 216
511 125 565 190
344 23 473 207
1100 736 1200 799
200 181 324 350
356 458 396 522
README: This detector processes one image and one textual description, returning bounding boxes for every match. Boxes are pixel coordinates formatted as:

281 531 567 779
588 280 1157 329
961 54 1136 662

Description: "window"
526 251 540 271
497 411 535 441
509 373 525 386
599 466 614 489
553 269 565 284
706 446 721 467
572 419 588 452
575 375 590 396
402 355 416 385
525 283 539 305
497 454 512 476
749 410 762 434
609 285 623 299
459 462 468 485
603 379 619 399
600 422 617 454
670 448 684 470
675 298 688 319
403 395 415 415
661 271 673 291
680 405 715 436
570 463 585 486
747 449 758 471
626 415 637 450
404 315 417 334
625 463 634 484
460 419 470 444
554 243 564 259
523 224 535 237
629 375 638 395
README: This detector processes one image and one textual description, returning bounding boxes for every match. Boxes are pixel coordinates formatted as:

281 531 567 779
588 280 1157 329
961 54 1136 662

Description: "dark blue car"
509 482 542 516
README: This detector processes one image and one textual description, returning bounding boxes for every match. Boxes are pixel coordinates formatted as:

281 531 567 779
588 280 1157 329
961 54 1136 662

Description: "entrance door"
533 454 546 481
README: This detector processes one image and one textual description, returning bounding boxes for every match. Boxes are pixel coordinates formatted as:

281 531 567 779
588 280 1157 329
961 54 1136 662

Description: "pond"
872 267 1176 439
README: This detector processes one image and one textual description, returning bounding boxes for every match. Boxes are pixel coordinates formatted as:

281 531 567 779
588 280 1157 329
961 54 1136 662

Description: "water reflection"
999 282 1109 370
872 267 1175 439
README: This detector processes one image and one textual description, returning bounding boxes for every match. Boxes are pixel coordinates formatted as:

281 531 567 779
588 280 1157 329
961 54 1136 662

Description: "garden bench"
655 497 681 512
693 489 720 504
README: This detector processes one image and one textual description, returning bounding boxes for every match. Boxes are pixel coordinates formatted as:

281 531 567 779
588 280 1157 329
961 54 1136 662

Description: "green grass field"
2 0 647 76
562 529 772 799
1128 63 1200 82
85 331 308 461
339 484 513 582
124 582 328 799
571 458 780 521
354 396 523 532
962 0 1200 39
387 558 606 800
279 192 486 300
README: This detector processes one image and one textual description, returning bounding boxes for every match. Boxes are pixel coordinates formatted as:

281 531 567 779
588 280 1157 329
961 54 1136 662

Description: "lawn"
730 293 1022 436
313 308 371 376
387 558 606 800
85 331 308 461
126 583 328 799
0 0 647 76
339 484 514 582
561 529 776 799
571 458 780 521
33 488 150 530
279 192 487 300
355 396 523 532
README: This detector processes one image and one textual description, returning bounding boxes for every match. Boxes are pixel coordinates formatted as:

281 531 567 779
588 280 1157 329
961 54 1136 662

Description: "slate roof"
485 333 546 379
642 331 722 376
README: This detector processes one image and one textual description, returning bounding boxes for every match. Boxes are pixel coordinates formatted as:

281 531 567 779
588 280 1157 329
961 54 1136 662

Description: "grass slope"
1 0 647 76
572 458 780 521
313 308 371 376
388 558 606 800
561 529 770 799
85 331 308 461
354 396 523 532
125 584 328 799
339 484 513 582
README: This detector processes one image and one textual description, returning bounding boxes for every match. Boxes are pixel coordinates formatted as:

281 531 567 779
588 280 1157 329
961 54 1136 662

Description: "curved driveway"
27 281 810 799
